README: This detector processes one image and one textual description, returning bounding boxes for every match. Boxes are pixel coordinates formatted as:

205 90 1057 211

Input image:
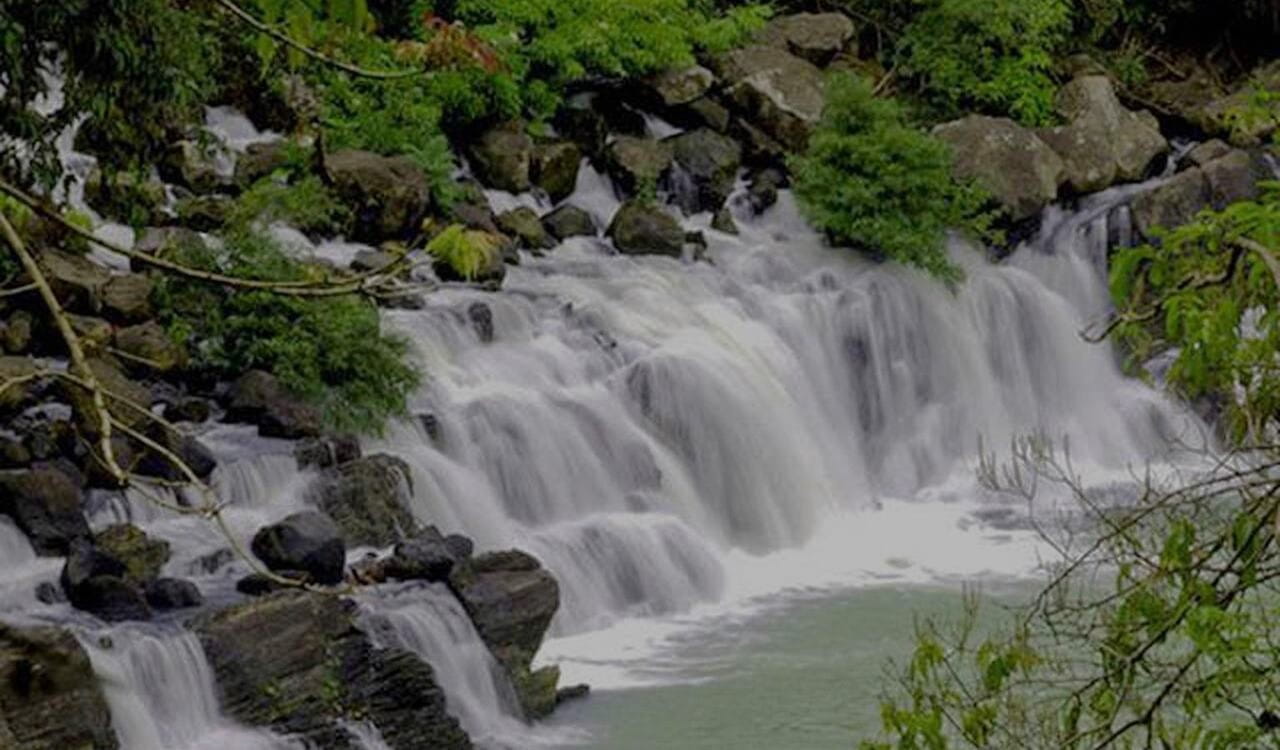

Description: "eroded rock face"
714 45 825 151
933 115 1065 221
0 623 119 749
607 201 685 257
193 591 471 749
325 149 430 242
309 454 416 548
1039 76 1167 193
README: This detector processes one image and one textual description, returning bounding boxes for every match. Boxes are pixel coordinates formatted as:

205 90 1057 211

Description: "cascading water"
3 89 1206 747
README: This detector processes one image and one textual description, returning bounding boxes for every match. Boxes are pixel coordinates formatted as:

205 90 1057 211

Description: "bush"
789 74 991 283
229 175 353 237
153 231 419 433
898 0 1071 126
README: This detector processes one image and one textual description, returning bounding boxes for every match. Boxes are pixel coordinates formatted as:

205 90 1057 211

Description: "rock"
0 623 119 749
226 370 322 439
2 310 33 353
93 524 169 585
17 419 74 463
667 129 742 214
39 248 112 314
448 549 560 719
294 435 362 471
114 321 187 373
251 511 346 585
604 137 673 198
468 122 534 193
83 435 136 490
1185 139 1233 168
59 356 155 434
161 139 226 194
444 534 474 561
67 314 114 352
34 581 64 604
0 437 30 469
83 167 165 225
163 398 211 424
496 207 555 251
60 540 152 622
234 140 290 189
680 96 732 133
531 142 582 204
712 206 739 234
755 12 856 66
144 577 203 609
194 548 235 576
0 465 90 556
325 149 431 242
132 226 203 271
1201 149 1266 209
235 572 299 597
556 683 590 706
933 115 1065 221
1193 61 1280 146
0 356 43 414
384 527 465 582
553 95 610 160
541 204 597 240
642 66 716 108
468 301 494 343
607 201 685 257
308 455 415 548
351 248 397 273
747 167 786 214
714 45 825 151
133 423 217 481
100 274 153 323
174 194 234 232
1131 168 1211 237
1039 76 1167 192
193 591 471 749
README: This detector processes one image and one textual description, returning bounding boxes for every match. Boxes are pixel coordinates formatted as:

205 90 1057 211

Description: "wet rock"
94 524 169 585
193 591 471 749
325 149 430 242
1201 149 1266 209
0 623 119 749
294 435 362 471
144 577 203 609
468 122 534 193
712 206 739 234
448 549 560 720
133 423 217 481
496 207 555 251
174 194 234 232
933 115 1065 221
235 572 302 597
541 204 597 240
607 201 684 257
0 465 90 556
251 511 346 585
17 419 75 464
1131 168 1211 237
163 398 211 424
747 168 785 214
641 66 716 108
309 455 415 548
384 527 470 583
468 302 494 343
101 274 153 323
83 435 136 490
161 139 226 194
556 683 590 706
227 370 322 439
0 356 43 414
1038 76 1167 193
604 136 673 198
444 534 474 561
34 581 64 604
114 321 187 373
1185 139 1233 168
234 140 291 189
553 95 610 160
194 548 235 576
667 129 742 214
59 356 155 434
60 540 152 622
755 12 856 66
2 310 33 353
680 96 732 133
532 142 582 204
714 45 825 151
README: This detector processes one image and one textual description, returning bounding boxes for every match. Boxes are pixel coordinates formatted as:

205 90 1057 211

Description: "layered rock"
0 624 119 749
308 454 416 548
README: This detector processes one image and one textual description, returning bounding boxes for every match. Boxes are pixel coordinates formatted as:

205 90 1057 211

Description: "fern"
426 224 504 280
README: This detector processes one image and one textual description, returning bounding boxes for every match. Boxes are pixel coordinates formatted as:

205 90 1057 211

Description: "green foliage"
790 74 992 283
153 231 418 433
425 224 504 280
898 0 1072 126
229 175 353 237
1110 185 1280 441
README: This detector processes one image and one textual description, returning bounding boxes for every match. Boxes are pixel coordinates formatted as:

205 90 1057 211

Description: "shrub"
790 74 991 283
425 224 504 280
153 231 419 433
228 175 353 237
898 0 1072 126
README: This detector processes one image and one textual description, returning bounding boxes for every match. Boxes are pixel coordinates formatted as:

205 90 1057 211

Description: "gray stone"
251 511 346 585
325 149 430 242
667 129 742 214
1201 149 1266 209
468 122 534 193
1132 168 1211 237
607 201 685 257
1040 76 1167 192
101 274 153 323
541 205 597 240
531 142 582 204
308 455 415 549
114 321 187 373
227 370 322 439
604 137 673 198
642 66 716 108
714 45 825 151
755 12 856 66
0 465 90 555
933 115 1065 221
144 577 203 609
0 623 119 749
496 207 555 250
59 539 152 622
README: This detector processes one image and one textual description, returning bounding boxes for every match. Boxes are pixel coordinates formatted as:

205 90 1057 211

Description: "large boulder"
325 149 430 242
1038 76 1167 193
0 465 89 556
226 370 322 439
553 95 610 160
604 136 673 198
607 201 685 257
640 65 716 109
496 207 555 251
1131 168 1211 237
384 527 473 583
193 591 471 749
100 274 154 323
531 142 582 204
755 12 856 66
1201 149 1267 209
251 510 346 585
60 539 152 622
933 115 1065 221
144 577 203 610
449 550 561 719
308 454 416 548
667 129 743 214
0 623 119 749
468 122 534 193
542 204 597 240
714 45 825 151
93 523 169 585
